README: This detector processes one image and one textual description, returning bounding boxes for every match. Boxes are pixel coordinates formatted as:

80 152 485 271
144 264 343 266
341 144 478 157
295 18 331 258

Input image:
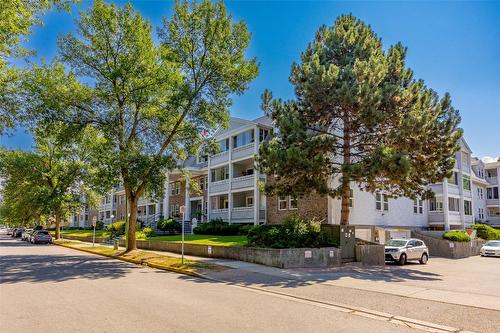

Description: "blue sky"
2 1 499 158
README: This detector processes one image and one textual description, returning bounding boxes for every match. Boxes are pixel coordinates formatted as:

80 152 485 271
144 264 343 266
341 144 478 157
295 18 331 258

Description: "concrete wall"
116 239 341 269
355 244 385 266
411 230 486 259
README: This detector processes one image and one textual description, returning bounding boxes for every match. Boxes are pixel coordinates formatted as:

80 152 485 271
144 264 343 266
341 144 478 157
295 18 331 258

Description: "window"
448 172 459 185
218 138 230 152
415 240 424 247
211 165 229 182
462 175 471 191
349 189 354 208
259 128 270 142
148 205 156 215
170 182 180 196
413 199 423 214
278 196 288 210
478 208 484 220
478 188 484 200
429 197 443 212
289 196 298 210
464 200 472 215
105 211 111 219
448 197 460 212
487 187 499 199
375 193 389 211
246 196 254 207
233 129 255 148
170 204 180 217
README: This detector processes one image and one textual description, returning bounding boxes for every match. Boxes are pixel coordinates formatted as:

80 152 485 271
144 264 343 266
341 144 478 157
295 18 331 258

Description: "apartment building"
70 116 498 236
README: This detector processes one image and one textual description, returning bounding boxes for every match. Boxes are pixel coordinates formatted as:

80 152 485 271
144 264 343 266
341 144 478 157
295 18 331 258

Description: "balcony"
210 179 229 193
210 209 228 221
486 177 499 185
211 150 229 166
486 199 500 206
231 206 255 222
232 142 255 160
232 174 254 190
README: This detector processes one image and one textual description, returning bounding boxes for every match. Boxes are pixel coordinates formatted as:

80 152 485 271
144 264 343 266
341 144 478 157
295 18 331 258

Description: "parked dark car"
13 228 24 238
10 228 18 237
30 230 52 244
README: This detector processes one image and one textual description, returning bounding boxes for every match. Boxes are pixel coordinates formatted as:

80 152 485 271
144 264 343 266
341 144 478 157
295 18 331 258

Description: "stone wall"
266 191 328 224
117 239 341 269
355 244 385 266
411 230 486 259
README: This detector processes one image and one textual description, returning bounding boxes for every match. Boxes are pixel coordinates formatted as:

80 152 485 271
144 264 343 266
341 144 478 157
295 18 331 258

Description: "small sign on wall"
207 246 212 255
329 250 335 258
304 250 312 259
449 242 454 248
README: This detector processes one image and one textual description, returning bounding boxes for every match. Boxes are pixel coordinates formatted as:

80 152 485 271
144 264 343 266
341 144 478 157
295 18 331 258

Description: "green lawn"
148 234 247 246
59 229 111 238
57 229 247 246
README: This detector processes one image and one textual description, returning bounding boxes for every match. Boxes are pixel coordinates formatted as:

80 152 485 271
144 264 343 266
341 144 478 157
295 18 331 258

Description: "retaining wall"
118 239 341 269
355 244 385 266
411 231 486 259
61 235 109 243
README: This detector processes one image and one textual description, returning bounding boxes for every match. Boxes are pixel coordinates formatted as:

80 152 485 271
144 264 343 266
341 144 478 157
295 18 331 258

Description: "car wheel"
419 253 428 264
399 253 407 265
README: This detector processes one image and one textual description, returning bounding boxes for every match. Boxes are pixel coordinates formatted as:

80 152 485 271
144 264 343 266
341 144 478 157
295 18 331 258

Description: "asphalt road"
0 236 418 333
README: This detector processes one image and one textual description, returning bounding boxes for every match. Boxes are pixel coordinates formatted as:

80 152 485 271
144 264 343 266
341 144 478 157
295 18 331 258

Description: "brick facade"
266 192 328 224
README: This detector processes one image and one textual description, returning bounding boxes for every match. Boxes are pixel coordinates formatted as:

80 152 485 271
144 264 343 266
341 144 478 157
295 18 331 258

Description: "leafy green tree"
21 0 257 251
0 0 76 134
0 124 100 238
258 15 461 225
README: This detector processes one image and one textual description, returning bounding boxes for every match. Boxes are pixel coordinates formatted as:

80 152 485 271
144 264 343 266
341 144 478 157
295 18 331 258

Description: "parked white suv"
385 238 429 265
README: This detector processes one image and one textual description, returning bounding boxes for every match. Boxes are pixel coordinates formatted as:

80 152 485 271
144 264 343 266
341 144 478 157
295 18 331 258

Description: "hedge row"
473 224 500 240
442 230 471 242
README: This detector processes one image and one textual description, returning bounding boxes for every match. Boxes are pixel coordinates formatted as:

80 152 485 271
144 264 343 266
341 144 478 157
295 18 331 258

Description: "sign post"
180 205 186 264
92 216 97 247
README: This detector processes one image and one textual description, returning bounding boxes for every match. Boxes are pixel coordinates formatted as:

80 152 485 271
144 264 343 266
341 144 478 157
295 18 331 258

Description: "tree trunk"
54 213 61 239
340 114 351 225
125 194 138 252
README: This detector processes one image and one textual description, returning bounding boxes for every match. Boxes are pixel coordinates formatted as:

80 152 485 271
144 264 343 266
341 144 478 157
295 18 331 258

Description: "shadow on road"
176 262 442 289
0 253 134 284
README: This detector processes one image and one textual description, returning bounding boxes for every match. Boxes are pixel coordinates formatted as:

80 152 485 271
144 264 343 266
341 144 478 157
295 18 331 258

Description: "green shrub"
95 221 104 230
142 227 155 238
107 221 126 237
239 224 255 236
157 219 181 233
247 214 336 249
472 224 500 240
193 218 240 236
442 230 471 242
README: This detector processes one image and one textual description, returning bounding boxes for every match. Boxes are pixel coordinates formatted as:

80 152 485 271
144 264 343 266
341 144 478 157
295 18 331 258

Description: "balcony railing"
210 150 229 165
232 174 254 190
232 142 255 160
231 206 254 221
486 177 498 185
210 209 228 221
210 179 229 193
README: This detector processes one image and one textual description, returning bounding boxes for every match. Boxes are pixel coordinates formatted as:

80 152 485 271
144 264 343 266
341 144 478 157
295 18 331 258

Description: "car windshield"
386 240 407 247
485 241 500 247
37 231 49 235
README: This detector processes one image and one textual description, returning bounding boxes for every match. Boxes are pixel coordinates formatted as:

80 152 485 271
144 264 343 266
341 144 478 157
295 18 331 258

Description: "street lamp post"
180 205 186 264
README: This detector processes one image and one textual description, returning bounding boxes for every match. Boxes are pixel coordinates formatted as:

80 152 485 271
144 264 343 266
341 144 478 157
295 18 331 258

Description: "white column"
163 174 170 219
228 136 233 224
207 160 211 222
443 179 450 231
253 126 260 225
184 175 191 221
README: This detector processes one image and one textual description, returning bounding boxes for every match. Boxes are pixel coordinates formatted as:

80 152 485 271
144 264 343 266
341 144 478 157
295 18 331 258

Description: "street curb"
54 242 208 279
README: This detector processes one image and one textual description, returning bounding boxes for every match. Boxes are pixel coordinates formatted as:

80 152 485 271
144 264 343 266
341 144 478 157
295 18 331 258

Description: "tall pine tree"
258 15 461 225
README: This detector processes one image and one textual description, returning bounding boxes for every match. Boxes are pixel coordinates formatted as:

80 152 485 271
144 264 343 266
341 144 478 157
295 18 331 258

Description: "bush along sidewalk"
53 239 225 277
442 230 471 242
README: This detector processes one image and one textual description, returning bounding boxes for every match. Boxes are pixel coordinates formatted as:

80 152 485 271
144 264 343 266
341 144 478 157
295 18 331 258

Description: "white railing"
486 177 498 185
210 179 229 193
210 150 229 165
231 206 254 220
231 174 254 190
210 209 228 221
232 142 255 160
